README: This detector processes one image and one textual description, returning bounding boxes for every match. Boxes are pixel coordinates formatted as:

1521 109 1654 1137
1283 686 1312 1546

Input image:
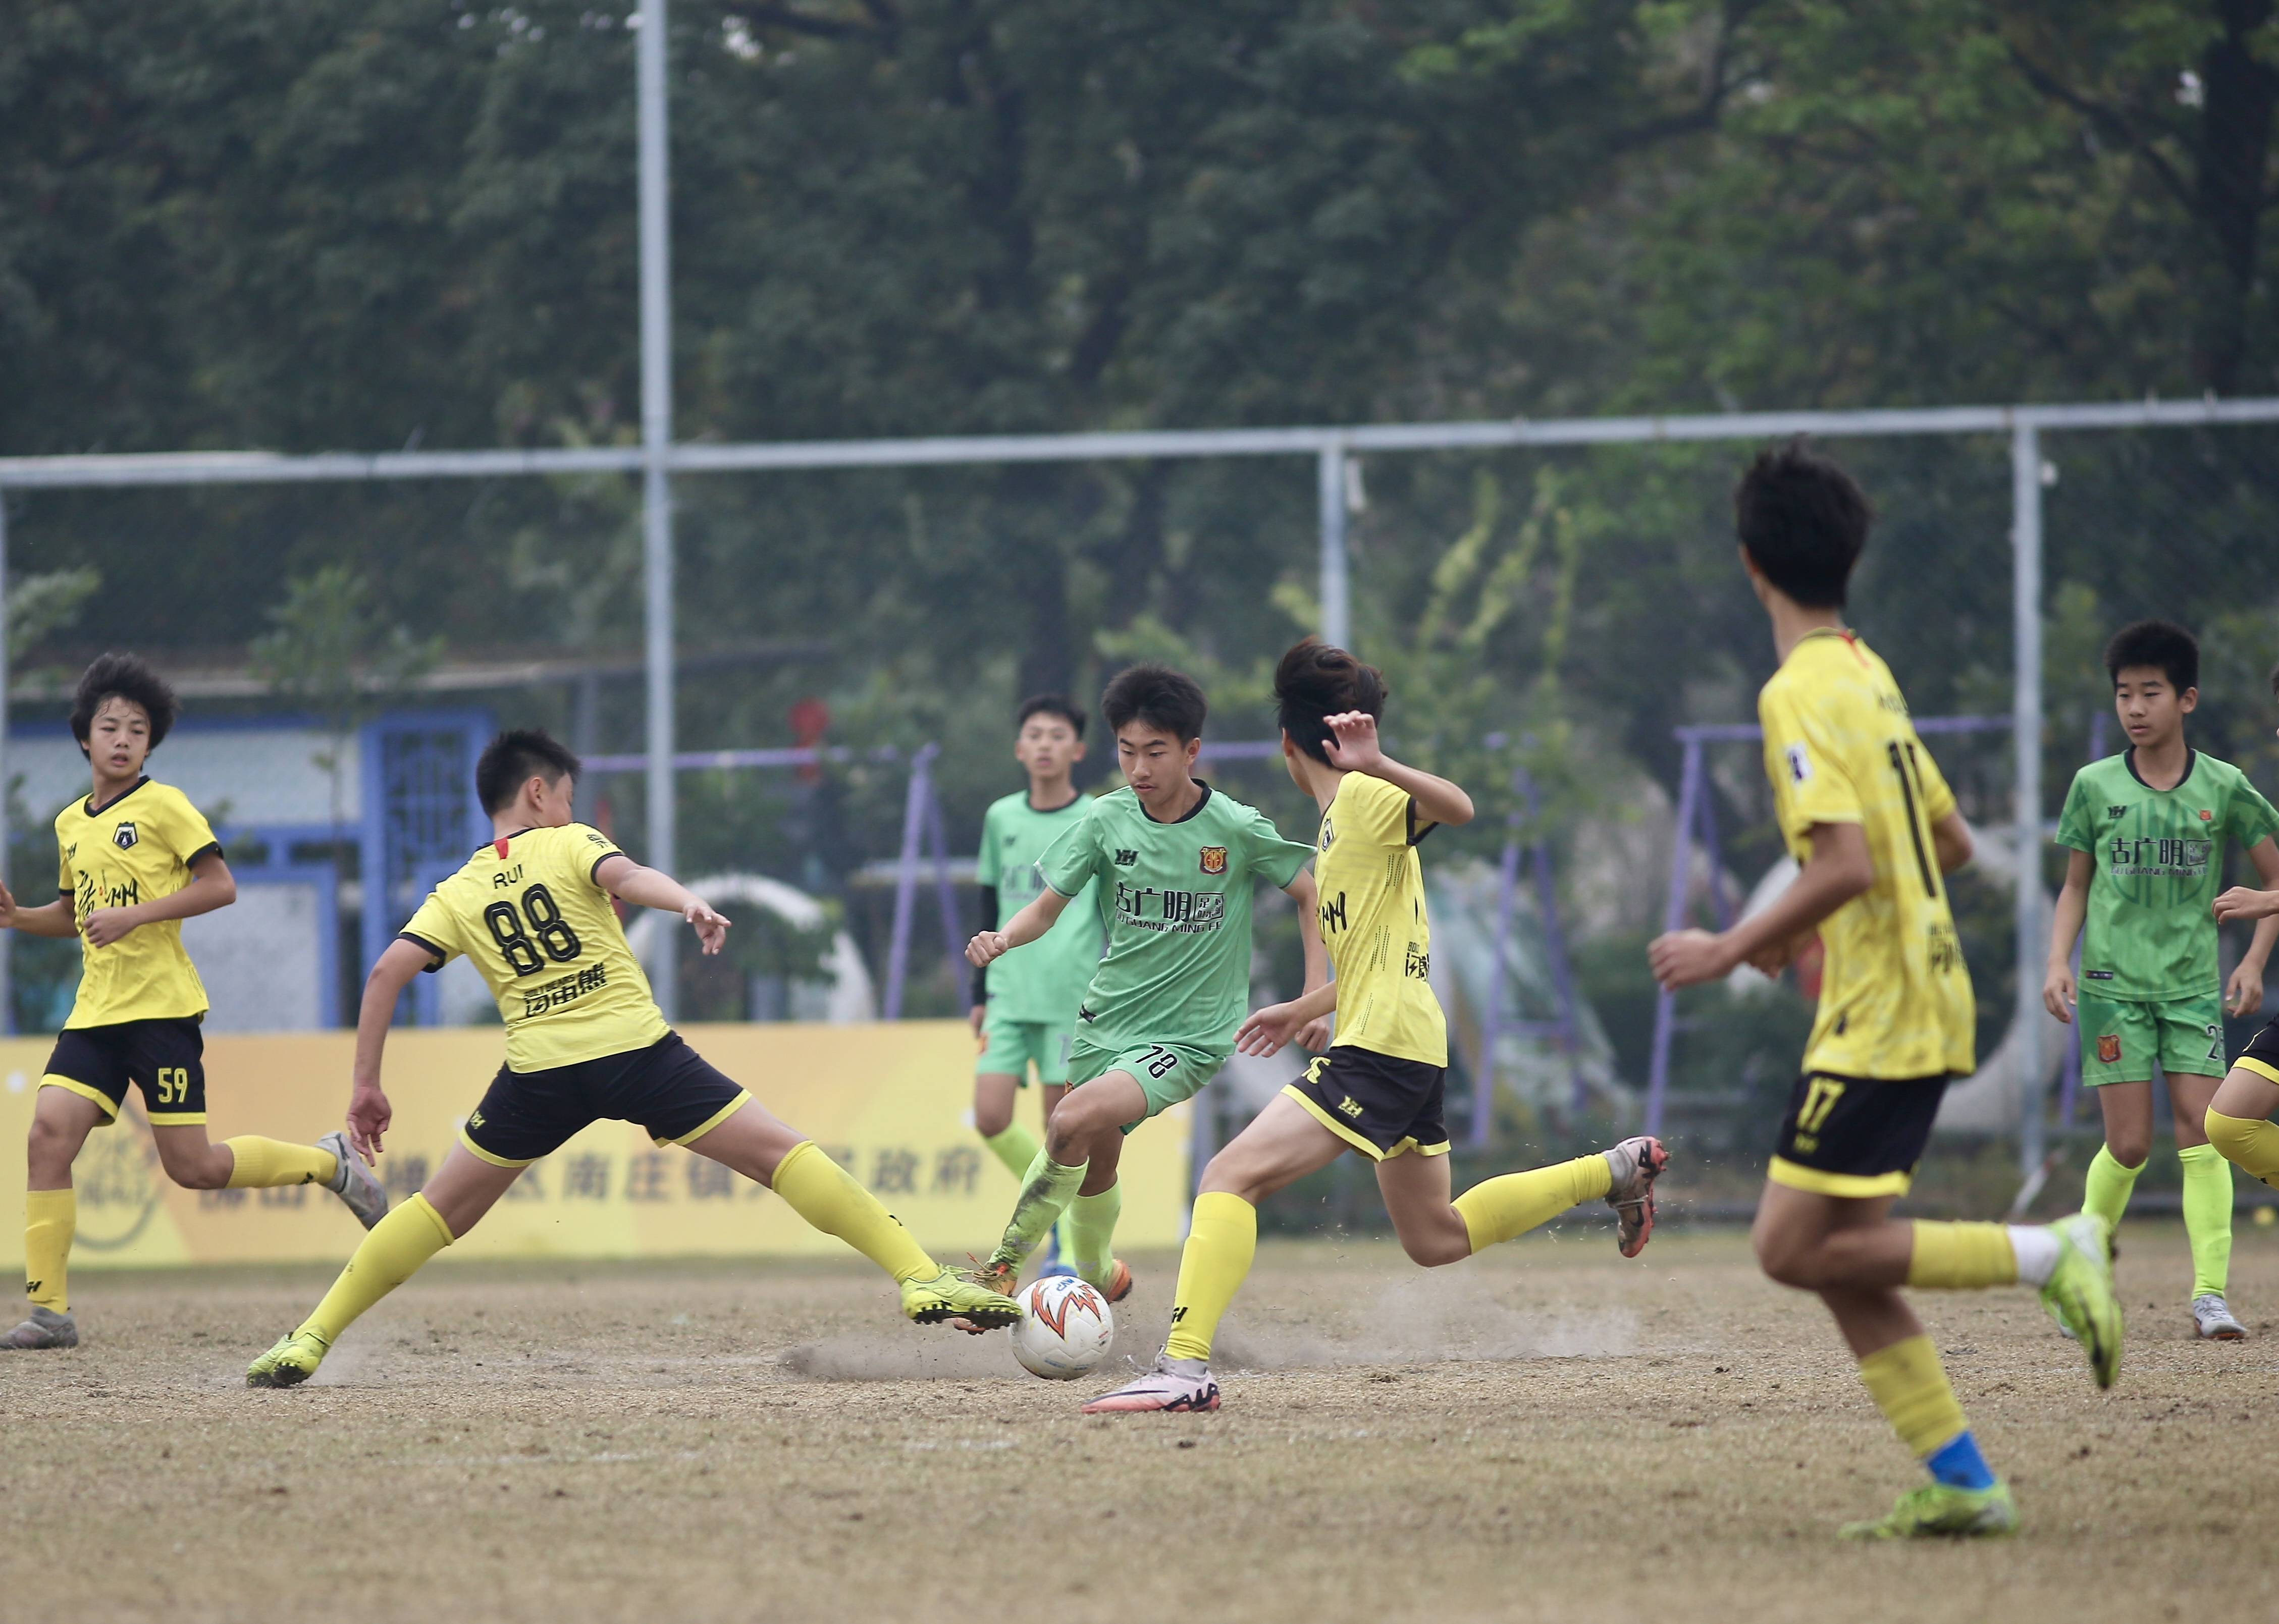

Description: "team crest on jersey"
1199 846 1228 875
2096 1034 2122 1064
112 822 137 850
2107 805 2126 819
1114 849 1138 867
1784 743 1812 785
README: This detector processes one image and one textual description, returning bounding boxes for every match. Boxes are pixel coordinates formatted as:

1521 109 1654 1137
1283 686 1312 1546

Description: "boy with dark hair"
1650 440 2121 1539
962 664 1326 1308
4 655 389 1351
1085 639 1666 1415
2206 662 2279 1197
2047 621 2279 1339
968 694 1101 1272
244 728 1021 1387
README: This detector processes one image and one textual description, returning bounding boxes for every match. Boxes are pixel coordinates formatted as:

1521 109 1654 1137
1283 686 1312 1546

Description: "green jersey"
1036 782 1315 1055
2055 749 2279 1001
975 789 1103 1022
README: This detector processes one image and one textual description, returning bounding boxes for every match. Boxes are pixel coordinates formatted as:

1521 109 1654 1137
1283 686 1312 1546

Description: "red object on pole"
789 698 830 783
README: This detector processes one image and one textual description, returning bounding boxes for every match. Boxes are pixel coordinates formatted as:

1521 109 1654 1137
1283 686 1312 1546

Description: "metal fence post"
638 0 678 1018
1318 440 1350 650
882 748 931 1020
1644 736 1704 1138
2012 421 2046 1178
0 488 10 1034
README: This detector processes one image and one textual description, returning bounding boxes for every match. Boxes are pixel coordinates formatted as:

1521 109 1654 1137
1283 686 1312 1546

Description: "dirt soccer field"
4 1223 2276 1624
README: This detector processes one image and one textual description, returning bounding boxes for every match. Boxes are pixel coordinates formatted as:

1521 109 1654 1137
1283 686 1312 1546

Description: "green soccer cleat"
246 1329 330 1389
2039 1211 2123 1389
900 1268 1022 1331
1838 1481 2018 1540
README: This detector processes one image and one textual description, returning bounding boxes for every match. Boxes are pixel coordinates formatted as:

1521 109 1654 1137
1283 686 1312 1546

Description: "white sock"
2007 1225 2060 1287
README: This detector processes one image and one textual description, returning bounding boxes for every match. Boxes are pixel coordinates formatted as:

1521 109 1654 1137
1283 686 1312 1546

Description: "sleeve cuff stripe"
185 842 225 868
397 931 447 971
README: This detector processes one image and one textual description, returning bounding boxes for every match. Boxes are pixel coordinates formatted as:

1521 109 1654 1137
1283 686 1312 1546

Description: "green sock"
2178 1142 2235 1300
981 1122 1041 1182
2081 1144 2143 1231
1067 1182 1122 1287
991 1148 1086 1270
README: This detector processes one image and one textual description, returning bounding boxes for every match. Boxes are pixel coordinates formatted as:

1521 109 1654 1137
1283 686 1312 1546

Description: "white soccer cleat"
2 1305 79 1349
1603 1135 1669 1258
320 1131 391 1229
1081 1352 1220 1414
2192 1293 2248 1341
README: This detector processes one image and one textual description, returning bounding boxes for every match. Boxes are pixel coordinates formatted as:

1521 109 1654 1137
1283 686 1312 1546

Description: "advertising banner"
0 1022 1190 1270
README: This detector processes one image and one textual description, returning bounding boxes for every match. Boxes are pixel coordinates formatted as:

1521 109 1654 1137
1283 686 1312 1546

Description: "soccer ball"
1010 1275 1115 1380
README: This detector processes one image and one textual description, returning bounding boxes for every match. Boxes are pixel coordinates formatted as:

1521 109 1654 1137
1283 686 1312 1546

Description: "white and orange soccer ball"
1010 1275 1115 1380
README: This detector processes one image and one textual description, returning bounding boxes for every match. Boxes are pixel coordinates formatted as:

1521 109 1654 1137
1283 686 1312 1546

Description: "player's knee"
972 1098 1013 1138
2205 1108 2254 1164
1043 1105 1102 1161
1751 1223 1819 1289
25 1115 75 1179
2103 1131 2151 1169
164 1152 229 1190
1399 1229 1469 1268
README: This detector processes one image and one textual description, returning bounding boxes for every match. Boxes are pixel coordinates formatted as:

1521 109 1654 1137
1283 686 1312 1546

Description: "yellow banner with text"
0 1023 1190 1270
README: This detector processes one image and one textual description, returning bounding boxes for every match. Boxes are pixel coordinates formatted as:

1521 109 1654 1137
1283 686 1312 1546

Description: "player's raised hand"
1320 711 1385 774
2213 884 2279 924
1648 927 1734 991
2042 961 2077 1023
682 900 730 954
2225 957 2265 1019
967 930 1011 967
1236 999 1310 1057
346 1082 392 1162
0 876 17 929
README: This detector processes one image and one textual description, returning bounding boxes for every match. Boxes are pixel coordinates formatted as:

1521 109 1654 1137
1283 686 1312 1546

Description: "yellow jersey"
399 823 669 1072
1758 628 1974 1080
56 778 222 1028
1315 771 1447 1067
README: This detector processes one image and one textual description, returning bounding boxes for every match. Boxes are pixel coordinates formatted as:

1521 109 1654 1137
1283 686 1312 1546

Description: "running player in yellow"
244 729 1020 1387
1650 441 2122 1540
969 695 1101 1275
4 655 389 1351
1084 638 1667 1414
2207 662 2279 1200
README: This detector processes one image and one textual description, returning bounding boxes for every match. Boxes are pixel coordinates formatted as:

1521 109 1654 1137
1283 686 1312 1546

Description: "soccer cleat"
2 1305 79 1349
319 1131 390 1230
1093 1258 1134 1304
245 1329 330 1388
900 1268 1022 1331
1838 1481 2018 1540
1081 1353 1221 1414
2038 1212 2123 1389
2191 1293 2248 1341
1603 1135 1669 1258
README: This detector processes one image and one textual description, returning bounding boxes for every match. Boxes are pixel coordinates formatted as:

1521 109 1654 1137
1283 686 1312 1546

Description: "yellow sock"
2207 1110 2279 1187
771 1140 935 1284
1858 1334 1969 1457
1164 1192 1256 1363
25 1188 74 1313
1452 1154 1612 1254
981 1122 1041 1181
1905 1221 2019 1288
297 1194 454 1344
225 1136 339 1189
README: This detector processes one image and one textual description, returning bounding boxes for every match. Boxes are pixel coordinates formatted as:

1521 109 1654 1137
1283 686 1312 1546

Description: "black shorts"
1284 1047 1451 1161
1767 1071 1949 1198
459 1034 750 1167
42 1017 206 1125
2236 1017 2279 1089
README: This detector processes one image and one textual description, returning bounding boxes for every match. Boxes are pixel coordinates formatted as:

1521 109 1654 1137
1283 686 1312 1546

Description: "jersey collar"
1027 791 1084 815
478 827 540 854
1138 780 1213 825
2123 746 2197 794
84 776 152 818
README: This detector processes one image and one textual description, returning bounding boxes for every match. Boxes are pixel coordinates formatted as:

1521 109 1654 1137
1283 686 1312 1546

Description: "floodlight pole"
1318 441 1350 650
2012 421 2045 1178
638 0 678 1017
0 489 11 1035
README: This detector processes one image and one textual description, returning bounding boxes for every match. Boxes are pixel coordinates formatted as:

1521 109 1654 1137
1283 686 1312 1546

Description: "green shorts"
975 1007 1076 1086
1066 1038 1224 1133
2077 989 2226 1085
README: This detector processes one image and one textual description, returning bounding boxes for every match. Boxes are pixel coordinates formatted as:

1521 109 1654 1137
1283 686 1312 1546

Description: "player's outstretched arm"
79 851 237 948
967 886 1072 967
346 938 431 1161
2043 848 2093 1023
1649 821 1873 991
2219 836 2279 1017
593 853 730 955
1281 867 1333 1048
1321 712 1474 829
0 876 77 938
